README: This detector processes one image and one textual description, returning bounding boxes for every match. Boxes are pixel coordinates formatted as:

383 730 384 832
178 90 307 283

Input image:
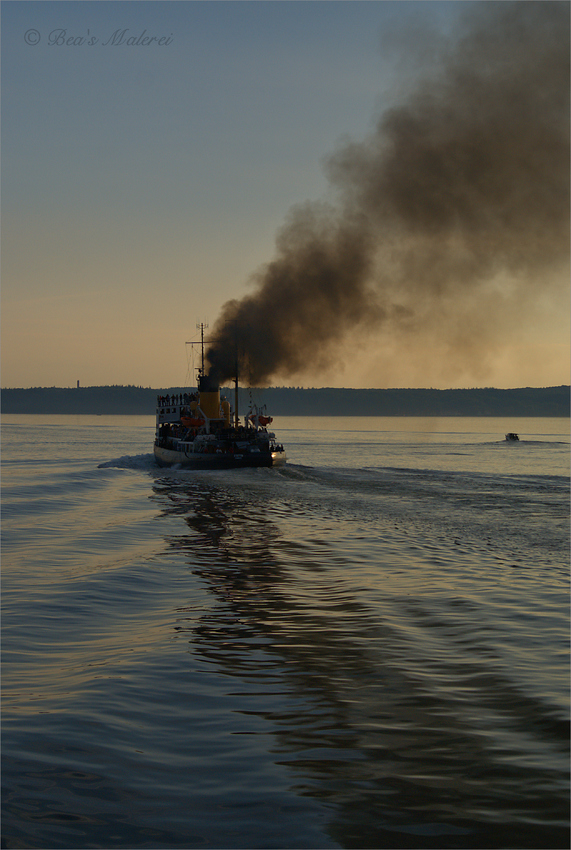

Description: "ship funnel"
198 373 221 421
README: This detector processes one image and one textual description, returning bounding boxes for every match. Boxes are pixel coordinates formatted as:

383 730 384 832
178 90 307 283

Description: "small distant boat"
505 432 520 442
153 326 286 470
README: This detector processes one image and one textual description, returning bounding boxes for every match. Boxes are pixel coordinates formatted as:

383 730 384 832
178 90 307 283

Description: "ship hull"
154 444 287 469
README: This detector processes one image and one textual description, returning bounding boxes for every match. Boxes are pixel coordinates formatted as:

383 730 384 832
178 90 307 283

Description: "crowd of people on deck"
157 393 197 407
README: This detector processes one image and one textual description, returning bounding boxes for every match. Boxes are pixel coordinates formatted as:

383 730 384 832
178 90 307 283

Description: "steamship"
153 371 287 469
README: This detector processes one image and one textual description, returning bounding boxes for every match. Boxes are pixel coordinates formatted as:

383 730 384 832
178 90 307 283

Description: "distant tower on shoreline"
77 380 80 389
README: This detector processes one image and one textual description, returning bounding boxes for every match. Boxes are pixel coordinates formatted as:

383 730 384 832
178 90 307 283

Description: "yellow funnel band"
199 390 220 420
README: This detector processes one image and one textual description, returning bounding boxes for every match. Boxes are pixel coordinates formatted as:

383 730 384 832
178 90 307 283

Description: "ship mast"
186 322 209 382
186 320 241 430
200 322 206 376
234 330 239 429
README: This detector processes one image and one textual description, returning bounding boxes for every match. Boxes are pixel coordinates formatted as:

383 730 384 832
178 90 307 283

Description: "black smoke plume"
206 2 569 386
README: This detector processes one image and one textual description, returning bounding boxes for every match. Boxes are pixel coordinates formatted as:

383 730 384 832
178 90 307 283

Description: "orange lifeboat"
181 416 205 428
247 412 273 427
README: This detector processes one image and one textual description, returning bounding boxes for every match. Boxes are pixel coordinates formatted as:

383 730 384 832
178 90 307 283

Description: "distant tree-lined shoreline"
1 385 569 417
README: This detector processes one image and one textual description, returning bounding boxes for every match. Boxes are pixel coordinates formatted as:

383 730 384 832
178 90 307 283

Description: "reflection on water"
2 414 568 850
153 474 569 850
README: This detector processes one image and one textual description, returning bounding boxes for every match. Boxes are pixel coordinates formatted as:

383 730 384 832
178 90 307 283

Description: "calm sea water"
2 415 569 850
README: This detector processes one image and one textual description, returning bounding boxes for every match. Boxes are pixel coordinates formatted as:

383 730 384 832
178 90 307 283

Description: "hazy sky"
2 1 569 390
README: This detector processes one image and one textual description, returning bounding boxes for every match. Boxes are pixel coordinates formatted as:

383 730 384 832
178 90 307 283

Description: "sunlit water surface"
2 415 569 849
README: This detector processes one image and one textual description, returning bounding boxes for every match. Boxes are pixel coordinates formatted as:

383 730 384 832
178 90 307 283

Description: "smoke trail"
207 2 569 386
